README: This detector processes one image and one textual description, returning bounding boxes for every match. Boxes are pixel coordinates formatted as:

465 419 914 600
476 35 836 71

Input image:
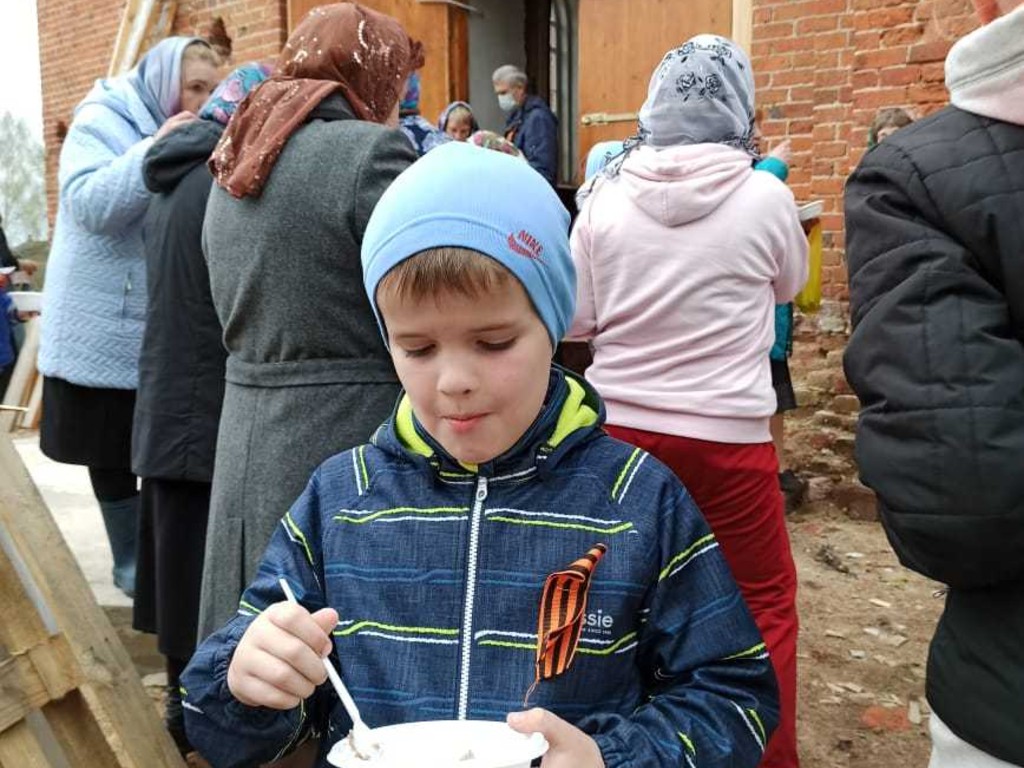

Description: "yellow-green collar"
393 375 598 473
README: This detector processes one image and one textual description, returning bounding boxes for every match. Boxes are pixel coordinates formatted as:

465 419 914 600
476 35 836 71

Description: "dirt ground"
789 500 942 767
115 500 942 768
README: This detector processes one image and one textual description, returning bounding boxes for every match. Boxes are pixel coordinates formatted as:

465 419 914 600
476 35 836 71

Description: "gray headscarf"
638 35 757 155
577 35 758 203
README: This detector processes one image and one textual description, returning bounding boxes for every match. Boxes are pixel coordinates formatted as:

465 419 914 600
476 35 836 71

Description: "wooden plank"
44 691 121 768
21 711 73 768
141 1 179 56
732 0 753 53
108 0 146 77
22 374 42 431
0 656 35 734
0 720 50 768
0 434 185 767
27 635 80 703
0 522 50 654
0 636 81 734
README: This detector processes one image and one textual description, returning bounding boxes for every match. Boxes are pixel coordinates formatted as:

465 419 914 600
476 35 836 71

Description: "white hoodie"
945 4 1024 126
568 143 808 443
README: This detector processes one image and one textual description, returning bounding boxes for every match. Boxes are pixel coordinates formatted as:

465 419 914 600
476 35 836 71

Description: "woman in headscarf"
438 99 479 140
198 2 419 638
567 35 808 768
38 36 220 599
130 63 270 758
397 69 450 155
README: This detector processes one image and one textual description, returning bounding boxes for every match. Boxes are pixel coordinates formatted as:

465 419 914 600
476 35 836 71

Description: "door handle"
581 112 638 126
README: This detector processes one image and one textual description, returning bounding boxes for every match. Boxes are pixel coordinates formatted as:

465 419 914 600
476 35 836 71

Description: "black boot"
165 657 194 757
779 469 808 514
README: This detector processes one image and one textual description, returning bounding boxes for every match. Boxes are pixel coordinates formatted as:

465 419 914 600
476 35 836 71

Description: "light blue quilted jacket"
38 84 159 389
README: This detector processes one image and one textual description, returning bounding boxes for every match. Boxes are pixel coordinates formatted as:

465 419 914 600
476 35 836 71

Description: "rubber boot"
98 494 139 598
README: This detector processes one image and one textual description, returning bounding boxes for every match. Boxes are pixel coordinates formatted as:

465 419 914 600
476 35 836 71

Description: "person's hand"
507 708 605 768
16 311 39 322
769 139 792 166
155 111 198 140
16 259 38 276
227 601 339 710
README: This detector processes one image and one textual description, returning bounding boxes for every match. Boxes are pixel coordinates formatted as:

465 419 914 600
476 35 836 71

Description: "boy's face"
380 278 552 466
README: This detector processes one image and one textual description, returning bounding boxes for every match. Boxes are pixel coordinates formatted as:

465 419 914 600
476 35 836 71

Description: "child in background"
568 37 808 767
182 141 778 768
752 114 809 512
438 100 478 140
868 107 914 148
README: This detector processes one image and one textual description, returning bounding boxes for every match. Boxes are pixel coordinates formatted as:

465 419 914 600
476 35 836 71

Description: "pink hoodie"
568 143 808 444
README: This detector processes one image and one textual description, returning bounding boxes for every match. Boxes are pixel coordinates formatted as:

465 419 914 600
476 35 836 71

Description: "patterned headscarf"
199 63 273 126
638 35 757 155
438 101 478 134
210 3 422 199
79 37 203 129
400 71 421 116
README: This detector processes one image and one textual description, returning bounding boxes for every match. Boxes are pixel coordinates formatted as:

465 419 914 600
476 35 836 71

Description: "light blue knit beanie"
584 139 626 180
362 141 575 348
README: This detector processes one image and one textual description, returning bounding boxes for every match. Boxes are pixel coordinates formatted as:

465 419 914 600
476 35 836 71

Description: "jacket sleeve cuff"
212 618 293 730
592 731 630 768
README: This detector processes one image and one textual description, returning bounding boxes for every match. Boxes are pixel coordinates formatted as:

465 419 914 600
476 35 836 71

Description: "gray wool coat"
198 99 416 638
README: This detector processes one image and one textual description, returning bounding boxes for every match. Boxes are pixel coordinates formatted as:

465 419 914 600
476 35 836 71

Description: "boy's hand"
227 602 339 710
508 708 605 768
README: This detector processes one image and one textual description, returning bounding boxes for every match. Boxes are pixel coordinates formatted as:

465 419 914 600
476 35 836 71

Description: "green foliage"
0 112 47 247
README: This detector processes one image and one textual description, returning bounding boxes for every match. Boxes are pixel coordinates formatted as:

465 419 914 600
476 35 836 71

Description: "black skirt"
133 478 211 659
770 358 798 413
40 376 136 469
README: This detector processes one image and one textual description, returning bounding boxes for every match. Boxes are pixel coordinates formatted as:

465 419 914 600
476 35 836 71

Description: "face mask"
498 92 518 113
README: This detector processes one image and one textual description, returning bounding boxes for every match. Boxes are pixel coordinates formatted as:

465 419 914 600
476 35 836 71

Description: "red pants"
606 425 799 768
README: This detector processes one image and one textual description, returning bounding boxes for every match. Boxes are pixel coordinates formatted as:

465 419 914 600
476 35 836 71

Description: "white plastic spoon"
278 578 380 760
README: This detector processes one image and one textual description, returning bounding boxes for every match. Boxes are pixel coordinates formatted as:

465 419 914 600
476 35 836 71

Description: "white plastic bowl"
9 291 42 313
798 200 824 222
327 720 548 768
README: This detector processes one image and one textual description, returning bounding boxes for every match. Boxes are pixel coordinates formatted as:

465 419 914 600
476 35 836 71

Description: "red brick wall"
750 0 979 304
36 0 289 223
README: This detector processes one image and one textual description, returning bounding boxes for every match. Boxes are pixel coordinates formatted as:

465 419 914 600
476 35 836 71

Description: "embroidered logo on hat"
507 230 544 261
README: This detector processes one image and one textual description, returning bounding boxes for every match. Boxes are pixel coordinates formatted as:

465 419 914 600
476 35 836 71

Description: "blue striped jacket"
182 369 778 767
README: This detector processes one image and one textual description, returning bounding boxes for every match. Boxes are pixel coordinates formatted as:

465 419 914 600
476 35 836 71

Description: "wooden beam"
732 0 753 53
0 720 51 768
0 434 185 766
0 636 80 735
44 692 120 768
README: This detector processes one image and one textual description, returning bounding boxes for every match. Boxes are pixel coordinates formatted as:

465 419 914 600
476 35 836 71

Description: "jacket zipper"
458 476 489 719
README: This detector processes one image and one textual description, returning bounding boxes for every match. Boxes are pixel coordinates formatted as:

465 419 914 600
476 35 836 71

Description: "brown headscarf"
210 3 422 198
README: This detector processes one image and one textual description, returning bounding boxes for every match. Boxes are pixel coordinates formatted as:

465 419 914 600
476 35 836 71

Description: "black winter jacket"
131 120 227 482
844 106 1024 764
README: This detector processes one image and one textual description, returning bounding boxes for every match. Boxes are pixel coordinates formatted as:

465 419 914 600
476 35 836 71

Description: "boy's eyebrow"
390 322 518 341
467 322 518 334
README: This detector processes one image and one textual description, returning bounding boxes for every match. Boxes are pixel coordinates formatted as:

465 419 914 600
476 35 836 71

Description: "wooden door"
287 0 468 124
576 0 734 181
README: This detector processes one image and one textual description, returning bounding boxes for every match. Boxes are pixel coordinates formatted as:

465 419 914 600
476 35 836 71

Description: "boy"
182 142 778 768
